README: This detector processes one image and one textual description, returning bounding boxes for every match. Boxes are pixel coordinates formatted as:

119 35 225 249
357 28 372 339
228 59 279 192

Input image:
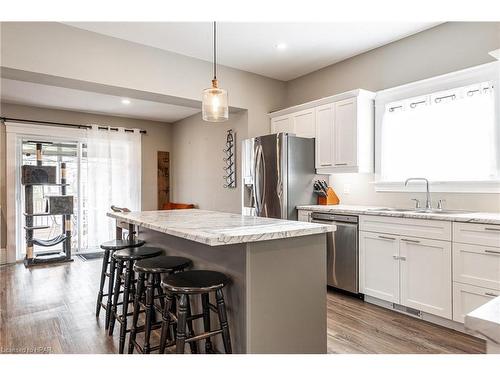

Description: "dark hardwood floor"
0 258 485 354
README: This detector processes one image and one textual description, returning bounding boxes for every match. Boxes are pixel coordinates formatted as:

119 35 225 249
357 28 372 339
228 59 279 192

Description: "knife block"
317 187 340 205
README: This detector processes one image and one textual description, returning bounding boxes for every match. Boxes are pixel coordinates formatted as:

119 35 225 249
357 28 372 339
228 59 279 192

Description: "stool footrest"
185 329 223 344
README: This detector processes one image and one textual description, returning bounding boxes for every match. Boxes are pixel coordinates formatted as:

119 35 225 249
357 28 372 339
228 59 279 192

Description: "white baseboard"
0 248 7 265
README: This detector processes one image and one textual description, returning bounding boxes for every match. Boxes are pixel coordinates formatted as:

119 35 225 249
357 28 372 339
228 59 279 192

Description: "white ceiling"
66 22 441 81
0 79 200 123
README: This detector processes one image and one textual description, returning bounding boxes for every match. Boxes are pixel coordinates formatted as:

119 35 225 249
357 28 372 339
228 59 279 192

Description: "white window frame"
374 62 500 193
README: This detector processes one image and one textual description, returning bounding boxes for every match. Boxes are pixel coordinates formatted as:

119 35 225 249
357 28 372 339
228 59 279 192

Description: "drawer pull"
399 256 407 261
485 292 499 297
484 227 500 232
334 163 348 166
379 235 396 241
321 163 332 166
484 249 500 255
401 238 420 244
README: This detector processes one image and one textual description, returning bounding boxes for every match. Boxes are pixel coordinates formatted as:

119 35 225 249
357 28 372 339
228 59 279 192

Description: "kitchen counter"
297 204 500 225
108 209 333 354
465 296 500 354
108 209 334 246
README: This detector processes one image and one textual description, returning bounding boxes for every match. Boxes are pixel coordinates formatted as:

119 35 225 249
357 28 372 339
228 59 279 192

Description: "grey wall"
285 22 500 211
171 111 247 213
0 102 173 247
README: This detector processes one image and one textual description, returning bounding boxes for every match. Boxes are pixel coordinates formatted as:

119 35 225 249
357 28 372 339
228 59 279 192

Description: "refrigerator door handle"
254 144 264 215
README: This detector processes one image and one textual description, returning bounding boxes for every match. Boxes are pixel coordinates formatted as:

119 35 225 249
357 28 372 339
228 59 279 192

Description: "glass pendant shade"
202 79 228 122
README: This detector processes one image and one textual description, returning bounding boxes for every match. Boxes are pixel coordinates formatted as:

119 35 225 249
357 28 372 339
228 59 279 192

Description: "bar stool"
108 246 163 354
96 238 146 329
159 270 232 354
128 256 193 354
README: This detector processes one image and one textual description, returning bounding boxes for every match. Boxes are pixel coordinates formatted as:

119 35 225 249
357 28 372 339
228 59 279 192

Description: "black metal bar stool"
128 256 193 354
108 246 163 354
159 270 232 354
96 239 146 329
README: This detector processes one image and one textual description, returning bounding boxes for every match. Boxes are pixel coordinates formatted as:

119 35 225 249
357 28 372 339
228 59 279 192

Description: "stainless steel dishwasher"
310 212 359 294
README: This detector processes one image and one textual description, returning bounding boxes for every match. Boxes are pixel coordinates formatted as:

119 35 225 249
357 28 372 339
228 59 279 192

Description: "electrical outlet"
344 184 351 194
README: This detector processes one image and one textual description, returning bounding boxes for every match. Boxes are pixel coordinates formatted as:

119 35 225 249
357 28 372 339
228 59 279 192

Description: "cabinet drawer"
452 282 499 323
359 215 451 241
453 222 500 247
452 242 500 290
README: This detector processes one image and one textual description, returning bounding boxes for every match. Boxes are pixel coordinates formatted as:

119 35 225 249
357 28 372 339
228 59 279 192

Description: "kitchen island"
107 209 335 354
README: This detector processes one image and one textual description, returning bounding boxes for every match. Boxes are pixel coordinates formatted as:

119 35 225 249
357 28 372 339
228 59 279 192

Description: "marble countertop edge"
296 204 500 225
107 210 335 247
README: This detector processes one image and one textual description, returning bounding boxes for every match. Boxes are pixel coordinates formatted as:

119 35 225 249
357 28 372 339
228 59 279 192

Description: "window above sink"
374 62 500 193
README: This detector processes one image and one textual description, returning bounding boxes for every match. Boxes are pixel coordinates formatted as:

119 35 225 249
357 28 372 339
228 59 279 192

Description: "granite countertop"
296 204 500 225
108 209 335 246
465 296 500 345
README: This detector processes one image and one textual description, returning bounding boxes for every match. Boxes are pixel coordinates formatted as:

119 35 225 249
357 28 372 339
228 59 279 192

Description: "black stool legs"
215 289 232 354
118 260 134 354
96 249 110 317
105 256 116 329
128 272 145 354
108 260 124 336
201 293 213 353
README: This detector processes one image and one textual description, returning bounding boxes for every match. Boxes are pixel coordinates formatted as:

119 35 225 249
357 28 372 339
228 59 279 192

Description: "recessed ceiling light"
276 43 287 51
121 98 131 105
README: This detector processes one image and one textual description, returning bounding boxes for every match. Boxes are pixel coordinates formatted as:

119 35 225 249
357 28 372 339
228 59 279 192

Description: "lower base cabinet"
400 237 452 319
452 282 499 323
359 230 452 319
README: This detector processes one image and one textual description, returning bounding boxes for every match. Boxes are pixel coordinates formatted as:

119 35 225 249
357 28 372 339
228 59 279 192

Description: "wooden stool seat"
162 270 229 294
134 256 192 274
159 270 232 354
100 239 145 251
113 246 163 261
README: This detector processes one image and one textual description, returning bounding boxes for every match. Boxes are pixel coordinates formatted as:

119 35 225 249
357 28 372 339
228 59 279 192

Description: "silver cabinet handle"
401 238 420 243
334 163 348 166
392 255 399 260
378 235 396 240
485 249 500 255
485 292 499 297
399 256 407 261
484 227 500 231
321 163 332 166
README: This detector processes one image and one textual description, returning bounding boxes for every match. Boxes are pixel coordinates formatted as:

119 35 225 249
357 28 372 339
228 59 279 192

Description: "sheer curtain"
86 125 141 249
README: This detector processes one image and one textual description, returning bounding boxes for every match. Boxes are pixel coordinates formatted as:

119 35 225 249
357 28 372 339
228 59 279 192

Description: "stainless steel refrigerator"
242 133 316 220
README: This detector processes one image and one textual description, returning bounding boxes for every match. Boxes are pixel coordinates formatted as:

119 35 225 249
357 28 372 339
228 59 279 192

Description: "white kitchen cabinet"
269 89 375 173
333 98 357 168
359 216 453 319
453 222 500 248
271 115 292 134
453 242 500 290
292 108 315 138
453 282 499 323
315 104 335 168
399 237 452 319
359 231 400 303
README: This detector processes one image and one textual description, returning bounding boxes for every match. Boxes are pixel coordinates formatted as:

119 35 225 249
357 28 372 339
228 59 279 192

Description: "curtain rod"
0 117 147 134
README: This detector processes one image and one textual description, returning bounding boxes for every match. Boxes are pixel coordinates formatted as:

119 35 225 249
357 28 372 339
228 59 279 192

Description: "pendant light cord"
213 21 217 80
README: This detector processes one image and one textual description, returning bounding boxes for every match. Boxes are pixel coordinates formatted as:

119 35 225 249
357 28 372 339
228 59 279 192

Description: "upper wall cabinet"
269 89 375 173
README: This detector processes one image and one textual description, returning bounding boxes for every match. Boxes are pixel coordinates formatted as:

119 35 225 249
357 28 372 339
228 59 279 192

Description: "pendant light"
202 21 228 122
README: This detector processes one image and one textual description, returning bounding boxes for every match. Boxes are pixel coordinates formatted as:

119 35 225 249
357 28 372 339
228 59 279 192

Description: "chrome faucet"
405 178 432 209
